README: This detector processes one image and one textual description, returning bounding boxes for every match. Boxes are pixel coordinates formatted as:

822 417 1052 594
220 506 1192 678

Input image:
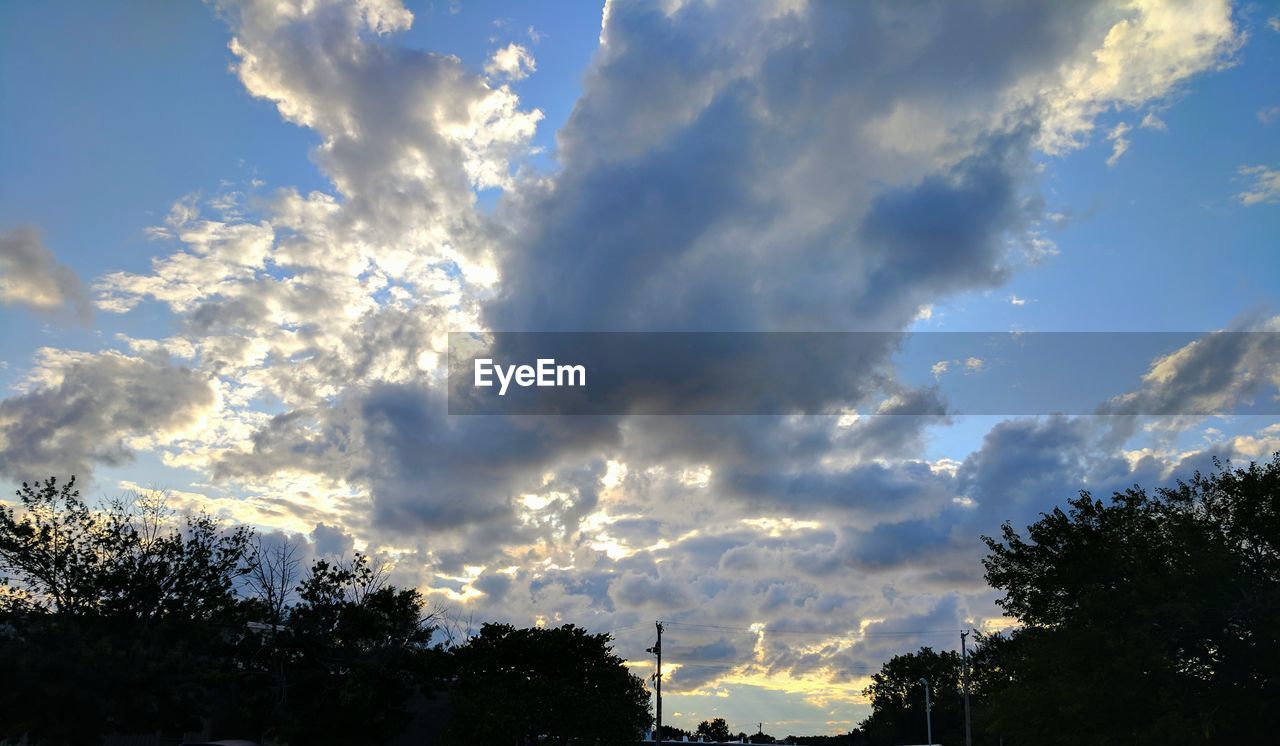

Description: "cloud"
0 226 91 321
490 2 1094 334
1105 121 1131 166
1236 165 1280 206
1034 0 1241 153
485 42 536 81
1259 106 1280 125
720 459 955 523
96 210 275 314
1139 111 1167 130
1101 321 1280 417
66 0 1248 599
355 383 616 537
930 355 988 379
222 0 541 211
311 521 356 557
0 351 216 481
611 570 693 610
78 1 1242 565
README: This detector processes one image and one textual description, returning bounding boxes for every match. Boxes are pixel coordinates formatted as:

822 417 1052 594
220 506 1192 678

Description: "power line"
606 621 650 635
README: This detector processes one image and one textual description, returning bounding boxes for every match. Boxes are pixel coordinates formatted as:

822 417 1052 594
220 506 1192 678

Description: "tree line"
0 478 650 745
855 455 1278 745
3 453 1276 744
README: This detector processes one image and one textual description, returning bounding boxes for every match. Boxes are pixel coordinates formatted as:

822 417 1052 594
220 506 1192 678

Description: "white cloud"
1236 165 1280 206
96 213 275 313
1022 233 1060 263
1032 0 1241 154
485 42 536 81
1106 121 1132 166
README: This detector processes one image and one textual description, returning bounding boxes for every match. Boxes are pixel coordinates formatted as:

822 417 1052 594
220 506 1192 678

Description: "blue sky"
1 0 1279 735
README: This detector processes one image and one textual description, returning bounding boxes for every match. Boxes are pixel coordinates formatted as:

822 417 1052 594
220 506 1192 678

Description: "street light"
918 677 933 746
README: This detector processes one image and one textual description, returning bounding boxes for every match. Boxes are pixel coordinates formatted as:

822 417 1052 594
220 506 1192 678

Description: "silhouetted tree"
697 717 733 742
0 477 253 744
239 552 443 745
979 455 1280 744
859 646 965 746
448 622 652 744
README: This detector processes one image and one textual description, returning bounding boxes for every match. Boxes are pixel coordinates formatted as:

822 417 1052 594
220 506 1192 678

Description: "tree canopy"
696 717 734 742
0 477 254 743
0 477 443 745
859 646 965 746
448 622 653 744
976 455 1279 743
857 455 1279 745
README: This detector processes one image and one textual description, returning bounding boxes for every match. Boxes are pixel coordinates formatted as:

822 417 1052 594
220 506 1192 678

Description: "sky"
1 0 1279 735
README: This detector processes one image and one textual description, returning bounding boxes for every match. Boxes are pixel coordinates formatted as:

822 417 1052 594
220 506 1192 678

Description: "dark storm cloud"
357 384 617 533
956 415 1098 518
213 404 358 485
666 636 741 691
487 1 1105 336
311 521 356 557
530 567 617 612
855 130 1032 315
472 570 513 602
612 570 694 610
720 459 953 520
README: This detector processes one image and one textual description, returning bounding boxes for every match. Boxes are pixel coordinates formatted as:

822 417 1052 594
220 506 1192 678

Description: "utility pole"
647 622 664 743
961 630 973 746
918 677 933 746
